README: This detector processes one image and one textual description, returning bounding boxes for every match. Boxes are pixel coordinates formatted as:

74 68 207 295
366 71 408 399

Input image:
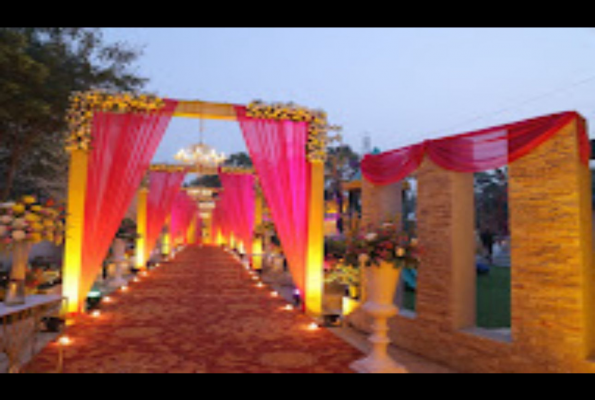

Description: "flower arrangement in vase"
252 220 276 241
344 220 420 270
0 196 65 305
342 219 420 373
115 218 139 241
324 236 360 296
0 196 66 252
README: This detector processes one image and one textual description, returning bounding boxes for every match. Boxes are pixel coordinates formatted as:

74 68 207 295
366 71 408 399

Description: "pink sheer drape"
235 105 310 301
362 111 587 185
212 182 235 245
170 191 196 246
192 213 202 244
219 172 255 253
80 99 177 298
212 190 225 243
145 170 187 261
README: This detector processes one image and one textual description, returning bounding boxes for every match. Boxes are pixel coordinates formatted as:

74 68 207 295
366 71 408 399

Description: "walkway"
24 246 363 373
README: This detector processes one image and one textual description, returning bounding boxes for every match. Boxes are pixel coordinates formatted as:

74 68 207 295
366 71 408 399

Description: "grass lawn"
403 288 416 312
476 266 511 329
401 266 511 329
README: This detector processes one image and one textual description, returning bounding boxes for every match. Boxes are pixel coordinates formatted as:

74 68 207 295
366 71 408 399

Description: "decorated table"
0 294 66 373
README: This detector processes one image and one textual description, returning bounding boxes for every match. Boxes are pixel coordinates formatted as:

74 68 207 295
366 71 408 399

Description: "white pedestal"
349 303 406 373
349 264 406 373
109 238 127 288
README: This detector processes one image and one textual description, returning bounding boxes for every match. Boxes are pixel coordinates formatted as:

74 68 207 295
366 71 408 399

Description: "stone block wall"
508 117 595 369
361 179 402 229
353 117 595 372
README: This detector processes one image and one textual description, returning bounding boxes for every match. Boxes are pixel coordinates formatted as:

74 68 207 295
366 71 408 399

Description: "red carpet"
24 245 362 373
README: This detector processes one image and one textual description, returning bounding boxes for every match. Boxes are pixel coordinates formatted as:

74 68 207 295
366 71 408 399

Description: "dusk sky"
102 28 595 163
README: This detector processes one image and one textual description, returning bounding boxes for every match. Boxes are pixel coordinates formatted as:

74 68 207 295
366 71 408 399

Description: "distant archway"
63 92 339 317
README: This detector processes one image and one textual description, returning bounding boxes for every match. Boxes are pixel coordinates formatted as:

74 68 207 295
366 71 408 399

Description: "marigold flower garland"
148 164 189 173
65 90 166 152
219 166 254 175
245 100 342 162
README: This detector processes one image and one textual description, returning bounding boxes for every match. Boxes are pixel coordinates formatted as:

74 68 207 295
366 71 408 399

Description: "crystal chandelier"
175 143 226 169
174 113 226 171
186 187 215 200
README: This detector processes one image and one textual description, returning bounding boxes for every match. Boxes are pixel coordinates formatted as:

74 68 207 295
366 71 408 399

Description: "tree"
324 144 361 234
474 168 508 237
224 152 253 168
0 28 147 201
187 151 253 189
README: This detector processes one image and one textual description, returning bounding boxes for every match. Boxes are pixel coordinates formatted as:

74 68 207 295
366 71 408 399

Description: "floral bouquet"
324 262 360 287
344 221 420 269
115 218 139 241
0 195 66 252
324 236 347 268
323 236 361 297
253 220 276 240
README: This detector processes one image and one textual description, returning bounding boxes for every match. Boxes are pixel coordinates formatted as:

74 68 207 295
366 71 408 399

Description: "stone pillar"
361 179 402 229
360 178 403 303
509 117 595 362
415 158 475 330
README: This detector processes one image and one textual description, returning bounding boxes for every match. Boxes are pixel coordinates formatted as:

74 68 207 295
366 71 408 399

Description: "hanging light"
187 187 214 199
174 143 226 169
175 110 226 171
198 201 216 211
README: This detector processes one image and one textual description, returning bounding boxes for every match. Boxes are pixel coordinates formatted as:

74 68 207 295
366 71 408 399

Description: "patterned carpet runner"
24 245 362 373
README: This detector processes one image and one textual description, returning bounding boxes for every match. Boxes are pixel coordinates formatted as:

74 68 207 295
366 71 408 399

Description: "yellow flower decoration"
25 213 39 222
29 233 42 243
22 195 36 204
246 100 342 162
12 203 25 215
66 90 166 152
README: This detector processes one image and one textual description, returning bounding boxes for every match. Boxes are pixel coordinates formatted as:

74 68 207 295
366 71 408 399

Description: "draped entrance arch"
63 92 337 317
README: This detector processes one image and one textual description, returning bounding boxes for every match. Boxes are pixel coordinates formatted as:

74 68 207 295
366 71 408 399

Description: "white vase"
350 261 405 373
109 238 127 288
4 242 31 306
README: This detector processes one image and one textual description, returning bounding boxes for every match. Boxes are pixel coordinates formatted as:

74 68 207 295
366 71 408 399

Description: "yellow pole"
63 149 89 315
252 187 264 270
136 187 148 270
187 217 196 244
305 159 324 317
203 216 212 244
162 215 171 256
230 232 235 250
